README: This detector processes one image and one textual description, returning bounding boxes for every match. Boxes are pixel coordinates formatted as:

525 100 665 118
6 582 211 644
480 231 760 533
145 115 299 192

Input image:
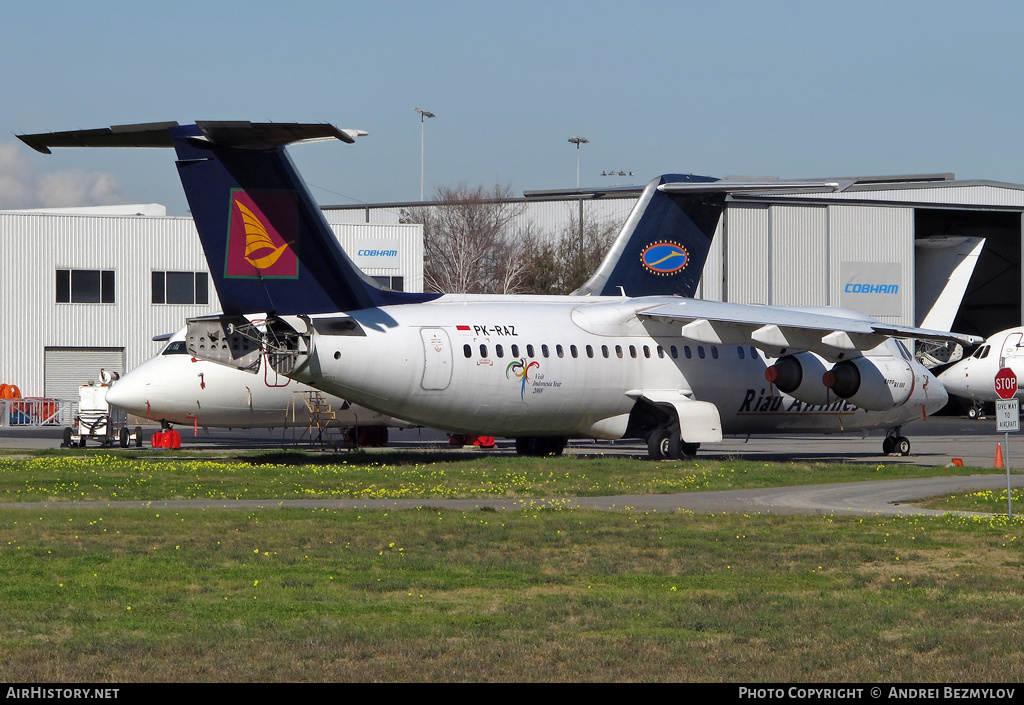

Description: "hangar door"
44 347 125 400
917 209 1022 339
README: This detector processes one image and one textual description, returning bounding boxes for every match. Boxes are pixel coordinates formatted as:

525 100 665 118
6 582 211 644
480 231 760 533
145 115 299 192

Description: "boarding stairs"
294 390 344 450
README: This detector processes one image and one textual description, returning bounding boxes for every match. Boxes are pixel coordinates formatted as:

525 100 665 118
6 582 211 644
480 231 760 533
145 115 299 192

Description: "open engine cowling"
764 353 832 406
822 357 915 411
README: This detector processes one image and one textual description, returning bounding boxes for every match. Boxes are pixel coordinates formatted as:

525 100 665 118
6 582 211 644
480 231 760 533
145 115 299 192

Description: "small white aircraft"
937 327 1024 417
104 327 407 444
20 121 984 459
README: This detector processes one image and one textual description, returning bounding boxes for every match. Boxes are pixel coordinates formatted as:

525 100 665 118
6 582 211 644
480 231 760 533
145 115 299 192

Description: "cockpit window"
162 341 189 355
973 345 991 360
895 340 913 361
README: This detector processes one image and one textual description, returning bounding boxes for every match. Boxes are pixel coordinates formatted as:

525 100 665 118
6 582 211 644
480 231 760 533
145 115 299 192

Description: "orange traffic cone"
995 444 1005 469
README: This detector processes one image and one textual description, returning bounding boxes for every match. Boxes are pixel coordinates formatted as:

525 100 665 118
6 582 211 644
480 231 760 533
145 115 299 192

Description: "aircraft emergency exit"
937 327 1024 417
103 328 409 443
19 121 984 458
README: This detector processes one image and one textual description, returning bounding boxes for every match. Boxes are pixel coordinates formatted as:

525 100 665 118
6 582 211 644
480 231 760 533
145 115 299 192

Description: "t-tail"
533 175 848 298
18 121 439 316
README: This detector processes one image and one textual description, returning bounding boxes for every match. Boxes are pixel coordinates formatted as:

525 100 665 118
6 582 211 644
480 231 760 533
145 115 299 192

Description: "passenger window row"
462 342 760 361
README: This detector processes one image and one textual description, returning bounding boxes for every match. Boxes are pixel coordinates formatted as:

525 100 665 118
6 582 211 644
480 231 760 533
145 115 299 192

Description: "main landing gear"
515 436 567 457
647 427 698 461
882 427 911 456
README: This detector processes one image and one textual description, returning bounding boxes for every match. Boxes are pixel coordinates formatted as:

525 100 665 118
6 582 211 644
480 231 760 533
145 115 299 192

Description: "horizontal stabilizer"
19 121 439 316
18 121 360 154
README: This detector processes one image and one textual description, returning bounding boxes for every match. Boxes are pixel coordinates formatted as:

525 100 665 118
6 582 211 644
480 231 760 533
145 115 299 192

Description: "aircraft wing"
637 299 984 361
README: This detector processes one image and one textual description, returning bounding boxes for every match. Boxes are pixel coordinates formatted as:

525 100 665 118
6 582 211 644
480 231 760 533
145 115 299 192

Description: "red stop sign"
995 367 1018 400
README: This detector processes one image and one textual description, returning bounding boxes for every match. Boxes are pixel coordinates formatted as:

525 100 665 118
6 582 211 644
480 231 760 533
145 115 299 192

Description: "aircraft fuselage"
284 295 946 440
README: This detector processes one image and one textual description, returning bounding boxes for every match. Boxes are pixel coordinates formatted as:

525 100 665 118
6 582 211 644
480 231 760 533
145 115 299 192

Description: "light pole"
415 108 435 201
602 170 633 186
568 136 589 188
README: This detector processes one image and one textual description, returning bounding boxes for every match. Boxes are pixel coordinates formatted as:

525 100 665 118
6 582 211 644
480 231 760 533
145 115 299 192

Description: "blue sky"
3 0 1023 214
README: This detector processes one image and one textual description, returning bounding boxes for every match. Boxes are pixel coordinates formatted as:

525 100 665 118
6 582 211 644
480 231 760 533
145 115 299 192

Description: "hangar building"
328 173 1023 344
3 171 1021 405
0 205 423 400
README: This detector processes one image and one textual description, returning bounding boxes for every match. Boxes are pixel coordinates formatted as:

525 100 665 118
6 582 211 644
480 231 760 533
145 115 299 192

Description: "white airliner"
19 121 984 459
104 328 407 444
937 327 1024 417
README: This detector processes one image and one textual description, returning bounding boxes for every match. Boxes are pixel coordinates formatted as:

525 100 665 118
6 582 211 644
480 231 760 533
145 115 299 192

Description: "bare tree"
402 185 533 295
520 206 622 295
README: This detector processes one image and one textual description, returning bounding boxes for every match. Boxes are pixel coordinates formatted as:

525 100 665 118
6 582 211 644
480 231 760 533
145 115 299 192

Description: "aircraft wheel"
61 427 73 448
119 427 130 448
516 436 566 457
135 427 143 448
680 442 699 460
544 437 567 456
516 437 543 456
78 436 86 448
895 437 911 456
968 406 979 420
647 428 670 460
882 436 895 455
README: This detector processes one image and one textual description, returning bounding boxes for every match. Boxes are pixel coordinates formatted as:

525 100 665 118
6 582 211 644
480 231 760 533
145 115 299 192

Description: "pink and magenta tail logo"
506 358 540 400
225 190 299 278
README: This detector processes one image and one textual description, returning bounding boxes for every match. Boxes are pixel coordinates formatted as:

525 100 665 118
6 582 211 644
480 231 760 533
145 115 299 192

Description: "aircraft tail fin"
19 121 438 315
571 174 723 297
567 175 844 298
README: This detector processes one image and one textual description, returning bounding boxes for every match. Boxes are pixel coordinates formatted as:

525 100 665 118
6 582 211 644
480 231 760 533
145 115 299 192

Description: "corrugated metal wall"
828 205 914 325
702 202 915 325
771 205 829 307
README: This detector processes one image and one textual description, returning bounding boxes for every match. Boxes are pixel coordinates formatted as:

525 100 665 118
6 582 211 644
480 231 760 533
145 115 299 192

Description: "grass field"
2 451 1023 682
0 450 1011 503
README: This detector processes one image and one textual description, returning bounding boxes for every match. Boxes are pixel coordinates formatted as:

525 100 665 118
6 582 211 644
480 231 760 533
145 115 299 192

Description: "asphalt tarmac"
0 415 1012 468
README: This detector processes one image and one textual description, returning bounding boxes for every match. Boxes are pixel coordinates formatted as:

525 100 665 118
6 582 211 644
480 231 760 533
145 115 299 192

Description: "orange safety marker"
995 444 1005 469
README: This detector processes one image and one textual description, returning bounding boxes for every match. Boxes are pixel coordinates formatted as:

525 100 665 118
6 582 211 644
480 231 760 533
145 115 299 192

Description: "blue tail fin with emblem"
572 174 724 298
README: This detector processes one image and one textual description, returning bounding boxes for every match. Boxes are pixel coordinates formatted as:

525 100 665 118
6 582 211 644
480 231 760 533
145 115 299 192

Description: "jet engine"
821 357 915 411
764 353 832 406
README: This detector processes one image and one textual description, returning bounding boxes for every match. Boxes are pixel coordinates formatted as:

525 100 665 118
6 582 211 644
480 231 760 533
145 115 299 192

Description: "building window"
56 269 115 303
371 275 405 291
152 271 209 305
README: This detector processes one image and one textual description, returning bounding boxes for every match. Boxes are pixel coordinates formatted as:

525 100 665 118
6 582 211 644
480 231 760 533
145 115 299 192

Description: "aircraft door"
420 328 453 390
1001 332 1023 365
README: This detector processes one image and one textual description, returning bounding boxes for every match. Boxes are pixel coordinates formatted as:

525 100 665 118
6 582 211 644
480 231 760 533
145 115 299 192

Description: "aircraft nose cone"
930 373 949 407
104 374 147 415
937 364 969 397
